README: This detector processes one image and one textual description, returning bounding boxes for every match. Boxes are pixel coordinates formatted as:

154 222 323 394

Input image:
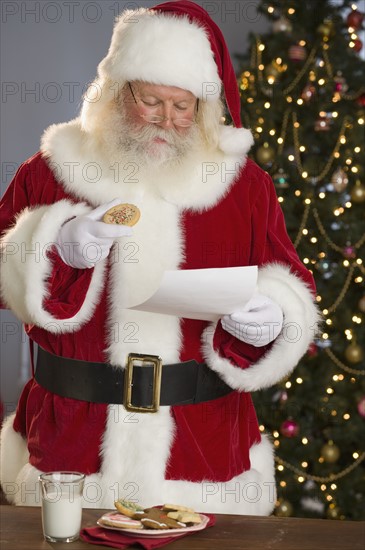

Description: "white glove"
221 293 283 347
56 199 133 269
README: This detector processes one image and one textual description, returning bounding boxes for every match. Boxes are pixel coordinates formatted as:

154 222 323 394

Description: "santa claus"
0 1 319 515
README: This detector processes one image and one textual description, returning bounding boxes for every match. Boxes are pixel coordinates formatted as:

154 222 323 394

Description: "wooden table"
0 505 364 549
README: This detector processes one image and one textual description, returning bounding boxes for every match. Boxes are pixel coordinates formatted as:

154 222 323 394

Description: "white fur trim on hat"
218 126 254 156
98 8 221 101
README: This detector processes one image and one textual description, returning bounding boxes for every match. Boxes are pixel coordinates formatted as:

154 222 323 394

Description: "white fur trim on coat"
40 119 250 212
98 8 221 101
1 412 276 515
202 263 320 392
0 413 29 504
0 200 106 332
163 434 276 515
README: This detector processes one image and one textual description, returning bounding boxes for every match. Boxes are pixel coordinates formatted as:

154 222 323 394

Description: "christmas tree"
237 0 365 520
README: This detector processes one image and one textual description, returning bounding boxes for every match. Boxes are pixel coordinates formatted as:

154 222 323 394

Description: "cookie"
99 513 143 530
162 503 195 513
103 203 140 226
140 507 185 530
167 511 202 524
114 499 145 518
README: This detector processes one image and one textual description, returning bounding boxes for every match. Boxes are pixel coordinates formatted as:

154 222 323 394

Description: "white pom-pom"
218 126 254 156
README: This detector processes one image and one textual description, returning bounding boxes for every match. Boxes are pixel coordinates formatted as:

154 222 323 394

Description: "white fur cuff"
0 200 106 331
202 264 320 392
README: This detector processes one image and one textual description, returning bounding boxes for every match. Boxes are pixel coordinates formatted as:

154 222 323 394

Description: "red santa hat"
97 0 242 128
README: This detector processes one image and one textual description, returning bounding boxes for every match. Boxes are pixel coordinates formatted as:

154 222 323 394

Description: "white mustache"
130 123 181 147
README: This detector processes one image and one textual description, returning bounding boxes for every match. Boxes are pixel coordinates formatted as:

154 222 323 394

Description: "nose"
158 117 174 129
157 102 174 129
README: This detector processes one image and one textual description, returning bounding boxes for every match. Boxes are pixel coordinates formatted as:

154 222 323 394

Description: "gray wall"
0 1 269 412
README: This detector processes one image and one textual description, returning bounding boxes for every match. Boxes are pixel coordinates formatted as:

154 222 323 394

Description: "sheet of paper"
130 266 258 321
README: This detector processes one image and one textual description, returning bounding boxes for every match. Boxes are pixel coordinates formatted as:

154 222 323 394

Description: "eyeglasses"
128 83 197 128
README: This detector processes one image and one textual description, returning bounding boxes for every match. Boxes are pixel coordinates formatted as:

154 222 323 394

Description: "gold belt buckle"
124 353 162 413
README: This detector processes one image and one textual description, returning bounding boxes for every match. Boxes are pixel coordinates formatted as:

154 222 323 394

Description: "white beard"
100 101 202 170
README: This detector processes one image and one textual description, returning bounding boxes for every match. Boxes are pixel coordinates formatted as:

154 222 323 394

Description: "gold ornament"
275 500 293 517
331 167 349 192
327 505 341 520
256 144 275 165
351 180 365 203
345 342 364 364
358 295 365 313
321 442 340 463
317 19 335 39
265 62 281 79
240 77 249 91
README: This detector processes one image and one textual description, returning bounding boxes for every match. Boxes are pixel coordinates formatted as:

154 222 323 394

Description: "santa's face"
126 81 197 133
114 81 200 167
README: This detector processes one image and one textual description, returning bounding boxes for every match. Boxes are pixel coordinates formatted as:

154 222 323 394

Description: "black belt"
35 347 233 413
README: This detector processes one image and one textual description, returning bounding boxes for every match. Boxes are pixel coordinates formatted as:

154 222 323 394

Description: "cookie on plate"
103 203 140 226
99 513 143 530
166 511 202 524
140 507 185 530
162 503 195 513
114 499 145 518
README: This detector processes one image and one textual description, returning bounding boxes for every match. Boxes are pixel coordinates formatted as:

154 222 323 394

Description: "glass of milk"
39 472 85 543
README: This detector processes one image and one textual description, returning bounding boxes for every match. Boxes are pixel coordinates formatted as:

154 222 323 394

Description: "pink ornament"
280 419 299 438
280 391 288 403
289 44 306 62
334 72 348 93
301 84 316 101
357 397 365 418
343 246 355 258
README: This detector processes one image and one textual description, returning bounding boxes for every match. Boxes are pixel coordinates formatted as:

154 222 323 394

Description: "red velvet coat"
0 122 318 513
